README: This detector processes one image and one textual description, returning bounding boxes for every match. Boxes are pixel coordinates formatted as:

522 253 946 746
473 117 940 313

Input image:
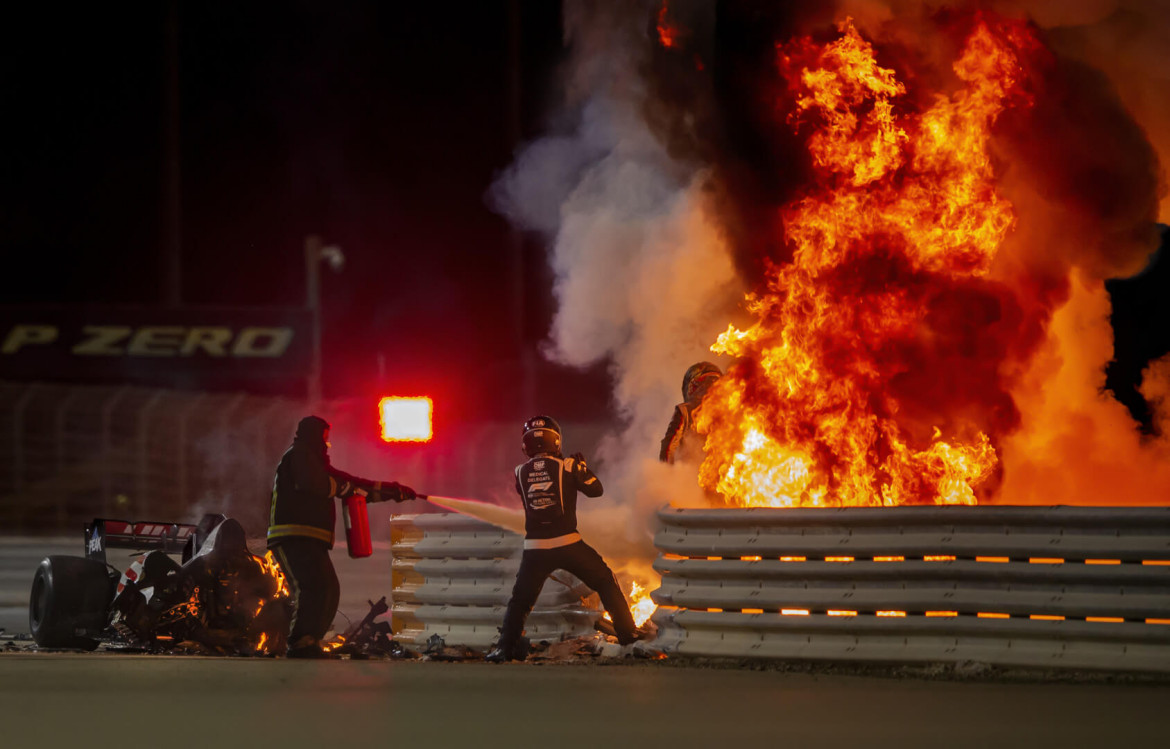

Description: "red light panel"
379 396 433 442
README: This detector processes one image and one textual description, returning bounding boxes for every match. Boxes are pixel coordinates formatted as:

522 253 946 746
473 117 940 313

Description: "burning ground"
491 0 1170 584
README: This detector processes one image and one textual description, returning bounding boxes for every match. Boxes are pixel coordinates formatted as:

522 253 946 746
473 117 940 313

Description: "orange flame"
604 579 658 628
656 2 678 49
257 550 290 598
695 17 1041 508
627 580 657 627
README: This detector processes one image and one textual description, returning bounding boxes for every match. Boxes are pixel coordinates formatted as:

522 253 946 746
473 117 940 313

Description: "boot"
484 646 511 663
617 625 652 647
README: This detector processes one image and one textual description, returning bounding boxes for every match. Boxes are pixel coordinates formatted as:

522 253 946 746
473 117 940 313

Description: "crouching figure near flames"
486 415 645 662
659 361 723 464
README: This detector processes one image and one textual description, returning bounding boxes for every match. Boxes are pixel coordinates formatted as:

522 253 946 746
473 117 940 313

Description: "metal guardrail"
650 506 1170 673
390 513 601 649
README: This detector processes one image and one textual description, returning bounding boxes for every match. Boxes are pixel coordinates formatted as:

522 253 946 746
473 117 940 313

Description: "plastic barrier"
390 513 600 649
651 505 1170 673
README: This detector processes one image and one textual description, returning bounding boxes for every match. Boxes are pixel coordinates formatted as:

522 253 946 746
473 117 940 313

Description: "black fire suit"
495 452 639 657
267 415 413 652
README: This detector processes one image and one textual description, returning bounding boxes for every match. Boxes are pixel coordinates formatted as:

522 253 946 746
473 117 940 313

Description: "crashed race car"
28 514 292 655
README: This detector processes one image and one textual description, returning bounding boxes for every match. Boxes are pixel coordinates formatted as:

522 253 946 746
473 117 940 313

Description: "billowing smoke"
490 0 1169 561
491 1 746 561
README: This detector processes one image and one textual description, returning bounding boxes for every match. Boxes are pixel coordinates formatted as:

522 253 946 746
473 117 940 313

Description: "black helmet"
521 415 562 457
294 415 331 452
682 361 722 402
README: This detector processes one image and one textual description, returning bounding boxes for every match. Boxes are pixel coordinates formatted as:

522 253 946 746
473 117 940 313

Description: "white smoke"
490 1 743 560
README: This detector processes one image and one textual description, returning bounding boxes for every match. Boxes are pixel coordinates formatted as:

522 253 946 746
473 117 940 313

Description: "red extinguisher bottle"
343 493 373 558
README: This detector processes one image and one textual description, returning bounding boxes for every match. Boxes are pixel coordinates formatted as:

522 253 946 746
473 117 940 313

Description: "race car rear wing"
84 514 226 565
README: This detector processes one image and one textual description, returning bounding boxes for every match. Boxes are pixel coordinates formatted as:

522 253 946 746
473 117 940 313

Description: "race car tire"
29 556 112 650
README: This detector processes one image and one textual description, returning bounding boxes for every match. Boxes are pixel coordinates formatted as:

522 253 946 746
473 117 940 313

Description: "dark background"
1 1 1166 430
0 1 613 422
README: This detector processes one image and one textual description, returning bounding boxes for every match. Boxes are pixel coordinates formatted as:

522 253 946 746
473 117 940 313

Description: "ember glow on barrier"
379 396 433 442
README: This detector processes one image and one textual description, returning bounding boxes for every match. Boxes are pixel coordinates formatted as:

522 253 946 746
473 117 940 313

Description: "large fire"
694 16 1046 509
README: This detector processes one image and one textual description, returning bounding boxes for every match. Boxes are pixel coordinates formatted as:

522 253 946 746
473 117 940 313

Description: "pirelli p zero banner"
0 306 312 382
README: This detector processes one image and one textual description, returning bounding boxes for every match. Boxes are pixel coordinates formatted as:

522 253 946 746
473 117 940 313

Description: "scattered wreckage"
29 514 294 655
25 513 659 662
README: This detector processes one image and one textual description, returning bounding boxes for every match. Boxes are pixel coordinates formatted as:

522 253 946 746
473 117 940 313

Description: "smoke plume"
491 1 746 560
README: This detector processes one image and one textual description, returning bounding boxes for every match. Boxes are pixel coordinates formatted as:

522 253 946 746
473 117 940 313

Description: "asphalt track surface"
2 652 1168 749
3 536 1169 748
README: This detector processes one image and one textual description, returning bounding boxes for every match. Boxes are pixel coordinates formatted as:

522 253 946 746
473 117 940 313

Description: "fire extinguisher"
342 492 373 559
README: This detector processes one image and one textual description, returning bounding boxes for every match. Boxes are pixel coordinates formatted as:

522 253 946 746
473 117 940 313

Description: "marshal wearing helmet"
486 415 644 661
659 361 722 464
267 415 417 658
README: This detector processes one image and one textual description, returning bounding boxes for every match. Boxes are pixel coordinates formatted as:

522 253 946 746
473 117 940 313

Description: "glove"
378 482 417 503
334 479 356 498
395 482 418 502
571 452 587 471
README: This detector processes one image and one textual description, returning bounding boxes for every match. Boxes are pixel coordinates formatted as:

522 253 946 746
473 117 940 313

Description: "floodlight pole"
305 235 323 408
305 235 347 408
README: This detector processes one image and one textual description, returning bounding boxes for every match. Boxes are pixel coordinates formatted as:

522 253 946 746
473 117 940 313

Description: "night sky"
2 2 1166 428
0 1 603 420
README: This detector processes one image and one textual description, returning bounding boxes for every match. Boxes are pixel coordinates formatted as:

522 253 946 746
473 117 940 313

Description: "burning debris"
105 520 293 656
320 597 408 659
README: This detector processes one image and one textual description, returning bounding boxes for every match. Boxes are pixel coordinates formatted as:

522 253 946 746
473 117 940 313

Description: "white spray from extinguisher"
416 494 526 536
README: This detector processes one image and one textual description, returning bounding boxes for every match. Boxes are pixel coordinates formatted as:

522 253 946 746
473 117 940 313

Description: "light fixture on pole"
305 234 345 407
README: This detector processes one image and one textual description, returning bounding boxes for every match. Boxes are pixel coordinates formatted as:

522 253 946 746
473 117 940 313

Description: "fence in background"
1 382 608 535
0 382 302 533
650 506 1170 673
390 512 601 649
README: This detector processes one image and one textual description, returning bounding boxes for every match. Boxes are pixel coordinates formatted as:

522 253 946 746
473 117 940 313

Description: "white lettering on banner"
72 326 132 355
1 324 58 354
0 325 298 358
180 327 232 356
127 327 185 357
231 327 294 357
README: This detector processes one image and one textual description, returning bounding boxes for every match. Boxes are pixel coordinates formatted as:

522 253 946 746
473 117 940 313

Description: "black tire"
29 556 113 650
